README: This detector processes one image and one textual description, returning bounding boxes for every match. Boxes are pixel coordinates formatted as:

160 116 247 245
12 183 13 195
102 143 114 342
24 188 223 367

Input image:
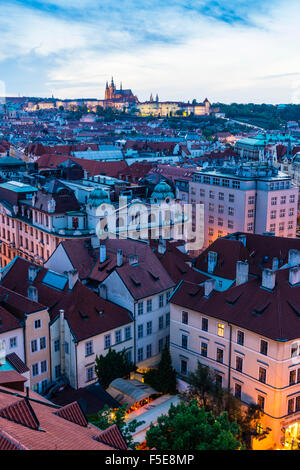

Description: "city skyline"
1 0 300 104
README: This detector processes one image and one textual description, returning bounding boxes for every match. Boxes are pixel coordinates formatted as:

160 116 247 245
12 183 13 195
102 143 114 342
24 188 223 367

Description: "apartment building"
0 257 133 391
0 284 51 394
189 162 298 249
170 262 300 449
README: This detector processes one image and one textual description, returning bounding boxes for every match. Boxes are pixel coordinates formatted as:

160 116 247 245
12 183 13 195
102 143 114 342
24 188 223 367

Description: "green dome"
151 181 174 203
88 187 110 207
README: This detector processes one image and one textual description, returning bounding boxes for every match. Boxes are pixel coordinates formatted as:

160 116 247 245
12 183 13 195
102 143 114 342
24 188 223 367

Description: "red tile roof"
96 424 128 450
54 401 88 427
0 398 40 430
171 266 300 341
5 353 29 374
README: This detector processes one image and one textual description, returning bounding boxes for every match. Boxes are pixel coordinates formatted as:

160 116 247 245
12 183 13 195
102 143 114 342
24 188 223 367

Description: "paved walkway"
126 394 180 443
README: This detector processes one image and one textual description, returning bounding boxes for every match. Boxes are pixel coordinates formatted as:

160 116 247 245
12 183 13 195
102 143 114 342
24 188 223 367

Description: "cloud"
0 0 299 103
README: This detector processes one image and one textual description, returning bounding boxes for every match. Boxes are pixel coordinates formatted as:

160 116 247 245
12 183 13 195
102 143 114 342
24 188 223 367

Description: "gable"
44 243 74 274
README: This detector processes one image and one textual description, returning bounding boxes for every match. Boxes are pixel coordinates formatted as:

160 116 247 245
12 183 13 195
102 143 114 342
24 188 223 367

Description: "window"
182 311 188 325
166 291 171 302
125 326 131 340
209 203 214 211
85 340 93 356
257 395 265 411
165 312 170 327
40 360 47 374
248 196 255 205
9 337 17 349
290 195 295 203
201 342 208 357
218 218 223 226
229 194 234 203
216 348 223 363
125 350 132 363
137 347 143 362
209 190 214 199
232 181 240 189
34 319 41 329
235 383 242 399
217 323 224 337
146 344 152 359
271 197 277 206
228 220 234 229
280 196 286 205
260 340 268 356
65 342 69 354
54 339 60 352
288 398 294 415
208 216 214 224
270 210 276 219
147 299 152 312
138 324 144 339
236 356 243 372
40 337 46 350
182 334 188 350
259 367 266 383
202 318 208 332
138 302 144 316
290 370 296 385
289 208 295 216
158 338 164 352
219 192 224 200
280 209 285 218
296 396 300 412
159 294 164 308
228 207 234 216
146 321 152 336
279 222 285 232
31 339 38 353
216 374 223 388
159 316 164 330
104 334 111 349
237 331 244 346
181 360 187 375
247 223 254 231
32 363 39 377
55 364 61 379
165 335 170 347
86 366 94 382
115 330 122 344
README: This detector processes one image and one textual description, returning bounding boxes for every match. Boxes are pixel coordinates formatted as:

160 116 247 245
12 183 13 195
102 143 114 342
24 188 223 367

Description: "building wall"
170 302 300 448
0 327 24 362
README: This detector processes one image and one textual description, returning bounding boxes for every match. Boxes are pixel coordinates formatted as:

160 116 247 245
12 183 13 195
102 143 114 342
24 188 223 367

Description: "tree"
143 345 177 394
88 404 144 449
145 400 242 450
183 361 219 408
95 348 136 389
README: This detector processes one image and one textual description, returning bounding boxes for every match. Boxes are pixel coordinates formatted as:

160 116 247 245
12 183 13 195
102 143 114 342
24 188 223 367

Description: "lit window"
217 323 224 337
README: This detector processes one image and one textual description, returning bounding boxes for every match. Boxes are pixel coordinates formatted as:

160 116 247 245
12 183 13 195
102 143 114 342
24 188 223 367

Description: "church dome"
88 187 110 207
151 181 174 203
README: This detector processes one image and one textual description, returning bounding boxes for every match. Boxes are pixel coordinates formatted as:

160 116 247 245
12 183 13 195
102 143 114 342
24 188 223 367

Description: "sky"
0 0 299 103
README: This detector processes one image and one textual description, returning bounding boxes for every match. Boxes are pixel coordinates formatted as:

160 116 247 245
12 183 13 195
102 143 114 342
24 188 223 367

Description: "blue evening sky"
0 0 299 103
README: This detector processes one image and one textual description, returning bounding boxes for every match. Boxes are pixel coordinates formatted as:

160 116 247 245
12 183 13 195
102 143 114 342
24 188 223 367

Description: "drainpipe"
228 323 232 394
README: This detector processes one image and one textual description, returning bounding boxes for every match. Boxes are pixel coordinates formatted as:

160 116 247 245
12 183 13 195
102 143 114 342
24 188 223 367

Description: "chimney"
204 278 216 297
272 257 279 271
129 254 139 265
100 244 106 263
66 270 78 290
236 261 249 286
288 249 300 267
158 238 166 255
289 266 300 286
238 234 247 247
28 265 38 282
99 284 107 300
262 268 276 290
207 251 217 273
59 309 65 376
117 249 123 267
27 286 38 303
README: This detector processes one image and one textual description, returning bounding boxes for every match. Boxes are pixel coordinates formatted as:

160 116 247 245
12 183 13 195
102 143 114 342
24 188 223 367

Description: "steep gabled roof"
54 401 88 427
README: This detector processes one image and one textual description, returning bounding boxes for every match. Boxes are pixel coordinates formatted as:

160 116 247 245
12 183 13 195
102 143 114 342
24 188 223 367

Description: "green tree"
89 404 144 449
183 361 219 408
95 348 136 389
144 345 177 394
145 400 242 450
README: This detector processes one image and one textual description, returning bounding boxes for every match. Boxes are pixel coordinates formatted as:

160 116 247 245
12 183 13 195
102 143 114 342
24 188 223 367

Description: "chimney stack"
117 249 123 267
100 244 106 263
66 269 78 290
207 251 217 274
236 260 249 286
158 238 166 255
204 278 216 297
272 257 279 271
262 268 276 290
289 266 300 286
288 249 300 267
